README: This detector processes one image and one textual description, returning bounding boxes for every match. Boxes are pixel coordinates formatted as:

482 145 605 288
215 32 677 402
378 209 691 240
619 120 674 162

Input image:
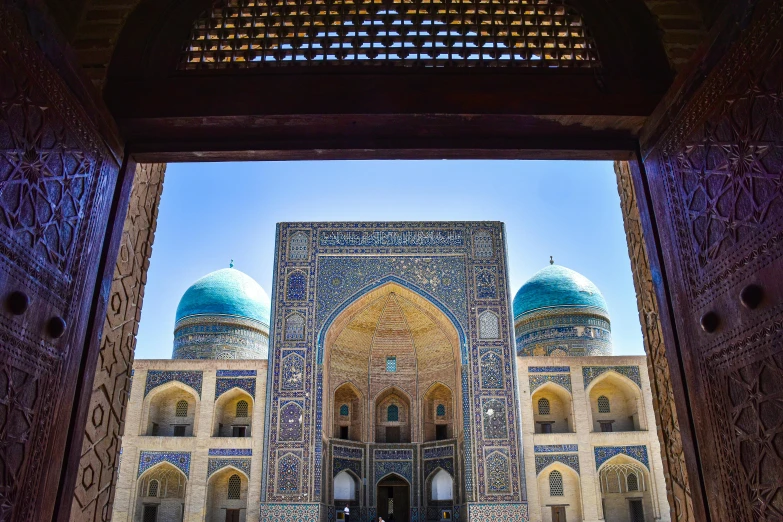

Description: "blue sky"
134 160 643 358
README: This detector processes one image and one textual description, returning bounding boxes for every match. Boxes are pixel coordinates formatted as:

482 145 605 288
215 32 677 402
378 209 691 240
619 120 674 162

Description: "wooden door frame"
12 0 763 521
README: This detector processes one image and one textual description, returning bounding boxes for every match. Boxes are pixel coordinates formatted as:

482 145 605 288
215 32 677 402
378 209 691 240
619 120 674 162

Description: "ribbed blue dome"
175 268 270 326
513 264 608 319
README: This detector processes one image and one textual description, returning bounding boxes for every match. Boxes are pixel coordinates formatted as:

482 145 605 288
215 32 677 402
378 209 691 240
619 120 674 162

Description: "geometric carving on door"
615 161 694 521
70 164 166 522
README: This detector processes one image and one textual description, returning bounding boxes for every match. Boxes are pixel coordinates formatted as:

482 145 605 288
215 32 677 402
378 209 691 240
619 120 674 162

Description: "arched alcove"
135 463 187 522
334 470 361 516
206 467 249 522
321 281 462 445
422 383 454 442
376 473 411 522
598 454 654 521
213 388 254 437
531 382 574 434
587 372 645 432
375 387 412 443
536 463 582 522
143 382 199 436
426 468 455 517
333 382 363 441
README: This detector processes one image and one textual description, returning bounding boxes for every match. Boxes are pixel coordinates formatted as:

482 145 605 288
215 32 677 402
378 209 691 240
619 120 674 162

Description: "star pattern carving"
670 62 783 268
0 53 96 271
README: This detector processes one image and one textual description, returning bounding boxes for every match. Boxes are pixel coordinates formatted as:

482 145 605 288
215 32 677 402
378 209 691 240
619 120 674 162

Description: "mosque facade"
112 222 670 522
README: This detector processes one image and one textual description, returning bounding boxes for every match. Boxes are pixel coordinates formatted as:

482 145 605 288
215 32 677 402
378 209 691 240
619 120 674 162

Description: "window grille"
537 397 550 415
288 231 309 259
627 472 639 491
143 505 158 522
236 400 249 417
180 0 600 69
597 395 610 413
285 313 305 340
630 500 645 522
148 480 159 497
340 404 350 416
549 470 564 496
228 474 242 499
386 356 397 372
436 404 446 416
478 310 499 339
175 400 188 417
387 404 399 422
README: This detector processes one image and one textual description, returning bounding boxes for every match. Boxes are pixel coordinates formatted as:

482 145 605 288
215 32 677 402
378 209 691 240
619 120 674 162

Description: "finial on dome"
550 256 554 265
230 259 234 268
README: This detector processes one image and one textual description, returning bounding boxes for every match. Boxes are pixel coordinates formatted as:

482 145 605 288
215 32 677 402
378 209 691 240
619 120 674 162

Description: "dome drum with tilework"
173 268 271 359
513 264 612 357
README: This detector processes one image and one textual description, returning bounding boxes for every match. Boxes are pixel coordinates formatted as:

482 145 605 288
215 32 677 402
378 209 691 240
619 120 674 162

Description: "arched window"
285 313 305 340
147 479 159 497
478 310 500 339
597 395 611 413
387 404 399 422
627 472 639 491
288 231 308 260
175 400 188 417
436 404 446 417
340 404 349 417
236 400 249 417
538 398 551 415
227 474 241 499
549 470 564 496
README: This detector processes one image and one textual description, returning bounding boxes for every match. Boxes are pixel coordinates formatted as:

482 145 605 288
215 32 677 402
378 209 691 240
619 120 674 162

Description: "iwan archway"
0 1 778 522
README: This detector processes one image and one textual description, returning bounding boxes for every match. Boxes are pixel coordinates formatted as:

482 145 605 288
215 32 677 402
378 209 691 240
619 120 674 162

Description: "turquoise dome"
175 268 271 326
513 264 608 319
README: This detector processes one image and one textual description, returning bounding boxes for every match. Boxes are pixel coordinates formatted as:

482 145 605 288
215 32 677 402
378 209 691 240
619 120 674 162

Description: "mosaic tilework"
319 229 464 247
207 457 251 478
534 445 578 453
215 377 256 399
485 451 510 493
315 256 468 341
288 231 309 260
173 317 269 359
208 449 252 456
259 503 321 522
528 366 570 373
535 454 580 475
424 458 454 479
467 503 529 521
375 449 413 460
582 366 642 389
529 374 572 393
515 310 611 357
333 446 363 459
287 270 307 301
277 453 302 494
279 402 304 441
478 310 500 339
594 446 649 469
473 230 493 258
375 460 413 484
480 351 504 389
281 353 305 390
138 451 190 477
216 370 257 377
285 313 305 340
423 445 454 459
475 266 498 299
262 223 523 508
144 370 202 397
333 457 362 478
482 399 508 439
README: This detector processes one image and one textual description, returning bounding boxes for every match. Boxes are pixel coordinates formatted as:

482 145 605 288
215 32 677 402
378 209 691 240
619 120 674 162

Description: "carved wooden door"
639 1 783 519
0 4 123 521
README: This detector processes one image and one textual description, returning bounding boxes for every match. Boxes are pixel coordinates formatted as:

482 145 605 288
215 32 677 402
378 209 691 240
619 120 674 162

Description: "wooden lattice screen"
180 0 599 68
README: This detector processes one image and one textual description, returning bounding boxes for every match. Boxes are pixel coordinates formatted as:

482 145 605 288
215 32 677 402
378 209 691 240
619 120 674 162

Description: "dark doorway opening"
630 499 644 522
377 475 410 522
551 506 567 522
225 509 239 522
435 425 447 441
142 505 158 522
386 427 401 444
340 426 349 440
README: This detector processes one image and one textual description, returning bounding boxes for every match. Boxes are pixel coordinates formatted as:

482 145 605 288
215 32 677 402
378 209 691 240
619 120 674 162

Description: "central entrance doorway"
377 474 410 522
